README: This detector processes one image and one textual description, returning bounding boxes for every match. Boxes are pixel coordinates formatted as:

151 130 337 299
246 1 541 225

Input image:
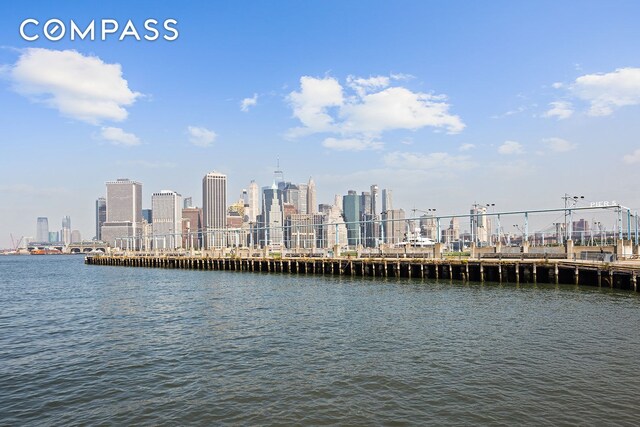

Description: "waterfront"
2 256 640 425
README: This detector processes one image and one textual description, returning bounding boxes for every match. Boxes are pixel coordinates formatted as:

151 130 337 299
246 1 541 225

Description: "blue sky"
1 1 640 247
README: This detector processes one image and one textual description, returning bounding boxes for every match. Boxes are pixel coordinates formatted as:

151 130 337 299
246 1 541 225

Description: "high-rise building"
71 230 82 243
61 215 71 245
36 217 49 243
360 192 371 216
370 184 380 216
266 182 283 247
183 197 193 209
182 207 203 249
142 209 153 224
95 197 106 241
343 191 361 246
298 183 309 215
152 190 183 249
381 189 393 213
101 178 143 248
202 171 227 248
470 205 488 245
382 209 405 245
307 177 317 214
246 180 259 223
48 231 59 243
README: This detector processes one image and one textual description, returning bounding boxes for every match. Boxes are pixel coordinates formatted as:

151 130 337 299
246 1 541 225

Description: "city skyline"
2 1 640 248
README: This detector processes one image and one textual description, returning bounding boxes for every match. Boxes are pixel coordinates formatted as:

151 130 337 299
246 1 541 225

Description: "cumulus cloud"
99 127 140 146
542 137 576 152
543 101 573 120
498 140 524 155
286 74 464 150
9 48 140 124
240 93 258 112
571 67 640 116
322 137 383 151
383 151 475 170
459 143 475 151
623 149 640 164
188 126 216 147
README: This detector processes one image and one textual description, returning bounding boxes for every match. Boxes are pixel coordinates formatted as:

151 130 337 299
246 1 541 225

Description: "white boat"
396 228 436 247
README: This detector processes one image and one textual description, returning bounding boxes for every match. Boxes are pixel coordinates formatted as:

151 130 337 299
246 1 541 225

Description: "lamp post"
562 194 584 242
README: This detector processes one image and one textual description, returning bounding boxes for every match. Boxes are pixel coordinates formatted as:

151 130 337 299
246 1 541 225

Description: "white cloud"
287 76 344 137
100 127 140 146
542 137 576 152
552 82 564 89
322 137 383 151
10 48 140 124
623 149 640 164
240 93 258 112
188 126 217 147
383 151 475 170
286 74 464 150
459 143 475 151
571 67 640 116
498 140 524 155
543 101 574 120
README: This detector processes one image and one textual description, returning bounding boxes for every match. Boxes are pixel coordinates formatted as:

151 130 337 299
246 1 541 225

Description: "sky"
1 0 640 248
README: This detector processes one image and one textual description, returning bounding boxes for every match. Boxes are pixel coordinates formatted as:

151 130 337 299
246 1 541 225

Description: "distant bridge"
67 241 107 254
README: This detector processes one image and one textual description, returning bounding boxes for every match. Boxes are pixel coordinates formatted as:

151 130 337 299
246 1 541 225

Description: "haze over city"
1 1 640 248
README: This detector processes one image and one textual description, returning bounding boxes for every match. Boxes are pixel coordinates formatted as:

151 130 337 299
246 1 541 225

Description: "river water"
1 255 639 425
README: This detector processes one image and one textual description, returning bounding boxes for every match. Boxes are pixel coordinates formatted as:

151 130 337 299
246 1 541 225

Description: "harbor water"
1 255 639 425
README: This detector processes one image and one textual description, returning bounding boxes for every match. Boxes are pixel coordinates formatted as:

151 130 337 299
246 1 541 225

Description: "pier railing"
108 204 640 260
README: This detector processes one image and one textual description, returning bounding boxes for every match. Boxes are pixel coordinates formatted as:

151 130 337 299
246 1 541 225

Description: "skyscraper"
202 171 227 248
101 178 143 248
343 191 361 246
152 190 183 249
246 180 259 223
307 177 317 214
381 189 393 213
370 184 380 216
61 215 71 245
183 197 193 209
95 197 106 241
36 217 49 243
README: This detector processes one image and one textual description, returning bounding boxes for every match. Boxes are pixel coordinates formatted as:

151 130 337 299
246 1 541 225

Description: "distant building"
95 197 106 240
382 209 405 245
182 207 203 249
142 209 152 224
202 171 227 248
246 180 259 223
183 197 193 209
36 217 49 243
71 230 82 243
343 191 361 246
61 216 71 245
48 231 59 243
101 178 143 248
381 189 393 212
152 190 183 249
307 177 317 214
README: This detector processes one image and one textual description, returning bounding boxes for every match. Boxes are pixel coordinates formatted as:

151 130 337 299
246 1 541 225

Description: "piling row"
85 255 640 291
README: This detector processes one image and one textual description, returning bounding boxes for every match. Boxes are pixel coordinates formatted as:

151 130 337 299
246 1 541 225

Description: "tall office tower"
307 177 317 214
95 197 106 241
298 183 308 215
48 231 58 243
342 191 361 246
183 197 193 209
202 171 227 248
370 184 380 216
470 205 488 245
283 183 302 216
182 207 203 249
152 190 183 249
101 178 143 248
324 205 348 249
266 183 283 247
360 192 371 216
71 230 82 243
142 209 153 224
36 217 49 242
334 194 343 212
381 189 393 212
246 180 259 223
382 209 405 245
61 215 71 245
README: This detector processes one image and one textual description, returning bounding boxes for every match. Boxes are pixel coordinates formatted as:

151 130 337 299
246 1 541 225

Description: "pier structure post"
498 263 502 283
554 264 559 284
575 266 579 286
480 262 484 282
532 263 537 283
515 263 519 284
598 269 602 287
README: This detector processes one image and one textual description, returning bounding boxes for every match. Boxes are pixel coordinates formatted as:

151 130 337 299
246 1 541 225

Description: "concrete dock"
85 254 640 291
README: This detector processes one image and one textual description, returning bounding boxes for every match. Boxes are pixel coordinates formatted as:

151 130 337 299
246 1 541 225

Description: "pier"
85 254 640 292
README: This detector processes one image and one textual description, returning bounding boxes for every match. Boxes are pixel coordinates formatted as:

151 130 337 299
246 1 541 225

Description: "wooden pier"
85 254 640 291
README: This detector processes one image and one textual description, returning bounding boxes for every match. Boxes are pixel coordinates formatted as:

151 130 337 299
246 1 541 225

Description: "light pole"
562 194 584 242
